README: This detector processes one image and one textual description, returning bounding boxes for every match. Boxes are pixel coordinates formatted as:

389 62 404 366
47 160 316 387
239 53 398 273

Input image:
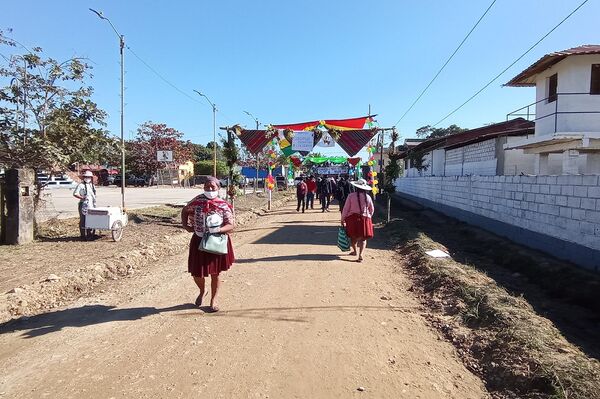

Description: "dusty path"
0 203 487 398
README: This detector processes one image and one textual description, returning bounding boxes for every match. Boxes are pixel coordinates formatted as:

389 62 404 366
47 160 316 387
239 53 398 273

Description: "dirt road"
0 203 487 398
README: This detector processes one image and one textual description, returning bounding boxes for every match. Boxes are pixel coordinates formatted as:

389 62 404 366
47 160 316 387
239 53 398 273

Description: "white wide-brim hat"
350 178 372 191
82 170 93 177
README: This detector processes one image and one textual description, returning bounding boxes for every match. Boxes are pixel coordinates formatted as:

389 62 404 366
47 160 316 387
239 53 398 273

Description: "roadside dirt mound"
0 193 293 323
382 209 600 399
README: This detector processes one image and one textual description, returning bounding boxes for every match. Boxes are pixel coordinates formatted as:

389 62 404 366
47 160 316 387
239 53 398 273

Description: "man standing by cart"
73 170 97 240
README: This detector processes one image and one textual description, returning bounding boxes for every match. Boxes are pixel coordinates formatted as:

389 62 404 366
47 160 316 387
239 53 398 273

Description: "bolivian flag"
279 137 294 156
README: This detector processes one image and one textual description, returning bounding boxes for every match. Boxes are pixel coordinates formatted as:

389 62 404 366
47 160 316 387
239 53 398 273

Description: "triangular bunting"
236 130 277 155
334 129 377 157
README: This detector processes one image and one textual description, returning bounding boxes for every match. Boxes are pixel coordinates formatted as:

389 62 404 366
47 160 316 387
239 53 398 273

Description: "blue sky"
3 0 599 158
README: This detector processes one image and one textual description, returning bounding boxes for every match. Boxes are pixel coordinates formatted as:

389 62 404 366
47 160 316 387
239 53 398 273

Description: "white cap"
82 171 93 177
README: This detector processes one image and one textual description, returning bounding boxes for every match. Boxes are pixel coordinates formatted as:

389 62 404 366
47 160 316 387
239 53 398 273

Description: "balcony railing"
506 92 600 133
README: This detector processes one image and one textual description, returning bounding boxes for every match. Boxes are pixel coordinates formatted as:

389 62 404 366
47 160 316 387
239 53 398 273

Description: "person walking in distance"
296 176 308 213
319 175 333 212
341 179 374 262
181 177 235 312
306 175 317 210
72 170 97 240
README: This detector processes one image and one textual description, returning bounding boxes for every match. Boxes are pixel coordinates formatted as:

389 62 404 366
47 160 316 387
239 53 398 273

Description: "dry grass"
383 210 600 399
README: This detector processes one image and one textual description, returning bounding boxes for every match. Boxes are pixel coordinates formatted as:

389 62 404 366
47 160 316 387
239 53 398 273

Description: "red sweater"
306 180 317 193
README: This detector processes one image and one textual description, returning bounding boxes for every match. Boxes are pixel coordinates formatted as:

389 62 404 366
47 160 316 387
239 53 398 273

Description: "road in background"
38 186 266 221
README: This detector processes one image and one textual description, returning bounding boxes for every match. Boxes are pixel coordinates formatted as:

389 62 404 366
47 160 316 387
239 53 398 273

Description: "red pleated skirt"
188 233 235 277
344 213 374 240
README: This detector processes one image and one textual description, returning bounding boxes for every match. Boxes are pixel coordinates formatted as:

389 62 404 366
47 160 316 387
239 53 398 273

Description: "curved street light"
243 110 262 193
90 8 126 210
194 90 218 176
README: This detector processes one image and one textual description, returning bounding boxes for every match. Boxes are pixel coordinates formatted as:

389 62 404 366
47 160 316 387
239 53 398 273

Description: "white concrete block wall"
445 139 498 176
395 175 600 252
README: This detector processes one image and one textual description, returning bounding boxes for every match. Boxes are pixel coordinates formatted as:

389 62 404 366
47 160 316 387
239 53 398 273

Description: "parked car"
275 176 288 191
114 174 147 187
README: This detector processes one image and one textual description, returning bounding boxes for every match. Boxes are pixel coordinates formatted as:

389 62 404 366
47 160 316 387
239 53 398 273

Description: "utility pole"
194 90 218 176
90 8 126 210
244 111 260 193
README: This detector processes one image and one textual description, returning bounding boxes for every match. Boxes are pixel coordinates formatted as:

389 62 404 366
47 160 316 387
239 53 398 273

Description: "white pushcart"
85 207 129 242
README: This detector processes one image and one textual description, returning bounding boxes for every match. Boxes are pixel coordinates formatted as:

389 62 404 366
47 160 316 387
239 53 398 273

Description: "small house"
505 45 600 174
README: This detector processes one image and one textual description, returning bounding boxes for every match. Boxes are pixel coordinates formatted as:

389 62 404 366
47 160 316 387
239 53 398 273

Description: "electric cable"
393 0 497 127
431 0 589 127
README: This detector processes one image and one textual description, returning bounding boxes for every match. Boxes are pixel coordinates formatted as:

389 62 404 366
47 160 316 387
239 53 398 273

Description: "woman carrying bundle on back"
341 179 374 262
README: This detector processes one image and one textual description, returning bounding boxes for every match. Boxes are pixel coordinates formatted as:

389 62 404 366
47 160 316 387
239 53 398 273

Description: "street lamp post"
193 90 217 177
90 8 126 210
243 111 260 193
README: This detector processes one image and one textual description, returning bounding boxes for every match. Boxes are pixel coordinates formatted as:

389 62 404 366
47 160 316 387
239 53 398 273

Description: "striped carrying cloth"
337 227 351 252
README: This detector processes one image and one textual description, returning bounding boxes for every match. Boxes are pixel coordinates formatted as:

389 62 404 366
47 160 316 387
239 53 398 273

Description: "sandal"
195 292 205 307
349 251 357 256
357 257 363 263
207 305 220 313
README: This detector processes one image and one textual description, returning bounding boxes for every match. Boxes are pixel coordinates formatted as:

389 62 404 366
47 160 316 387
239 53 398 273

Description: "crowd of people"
294 175 356 213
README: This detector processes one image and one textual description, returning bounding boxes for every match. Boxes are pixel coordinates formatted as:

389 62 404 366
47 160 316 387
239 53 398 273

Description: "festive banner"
323 115 375 131
279 137 294 156
236 129 276 155
334 129 377 157
304 156 348 164
316 166 349 175
292 131 315 152
316 131 335 147
290 156 303 167
272 115 376 131
347 157 361 166
272 120 319 131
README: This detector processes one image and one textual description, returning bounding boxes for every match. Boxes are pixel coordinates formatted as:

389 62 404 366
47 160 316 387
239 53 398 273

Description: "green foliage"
194 160 227 177
0 31 118 170
384 128 402 194
416 124 467 139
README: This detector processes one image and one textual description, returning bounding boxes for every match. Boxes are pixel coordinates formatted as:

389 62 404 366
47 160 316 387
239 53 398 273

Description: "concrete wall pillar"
562 150 580 175
4 169 35 245
534 153 549 175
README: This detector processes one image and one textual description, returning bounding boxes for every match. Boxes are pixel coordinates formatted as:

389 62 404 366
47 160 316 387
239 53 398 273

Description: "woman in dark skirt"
181 177 235 312
341 179 374 262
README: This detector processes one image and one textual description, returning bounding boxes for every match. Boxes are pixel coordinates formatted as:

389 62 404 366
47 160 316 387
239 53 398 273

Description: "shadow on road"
181 305 415 323
253 225 339 246
237 254 343 263
0 303 196 339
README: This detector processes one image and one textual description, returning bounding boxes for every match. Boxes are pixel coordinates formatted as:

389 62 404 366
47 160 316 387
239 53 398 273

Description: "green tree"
415 124 466 139
0 31 118 171
194 160 227 176
126 122 194 175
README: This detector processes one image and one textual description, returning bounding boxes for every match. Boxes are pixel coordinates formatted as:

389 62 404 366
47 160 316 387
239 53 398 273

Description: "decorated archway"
229 115 388 206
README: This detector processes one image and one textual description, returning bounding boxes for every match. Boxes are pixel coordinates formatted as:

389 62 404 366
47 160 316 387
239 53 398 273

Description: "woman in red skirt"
181 177 235 312
341 179 374 262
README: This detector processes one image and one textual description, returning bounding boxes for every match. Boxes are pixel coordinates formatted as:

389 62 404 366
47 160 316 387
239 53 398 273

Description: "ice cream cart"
85 206 128 242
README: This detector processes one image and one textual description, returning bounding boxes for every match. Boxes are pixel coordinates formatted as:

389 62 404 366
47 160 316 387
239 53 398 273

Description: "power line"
431 0 589 127
393 0 497 127
126 45 238 126
126 45 202 104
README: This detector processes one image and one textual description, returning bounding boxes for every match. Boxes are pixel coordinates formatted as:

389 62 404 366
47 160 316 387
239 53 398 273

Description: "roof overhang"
504 132 600 154
505 45 600 87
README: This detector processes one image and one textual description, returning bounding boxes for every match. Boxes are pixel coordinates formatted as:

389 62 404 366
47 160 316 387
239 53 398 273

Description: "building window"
547 73 558 103
591 64 600 95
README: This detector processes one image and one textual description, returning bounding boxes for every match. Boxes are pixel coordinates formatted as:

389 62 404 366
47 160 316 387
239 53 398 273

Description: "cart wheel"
111 220 124 242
